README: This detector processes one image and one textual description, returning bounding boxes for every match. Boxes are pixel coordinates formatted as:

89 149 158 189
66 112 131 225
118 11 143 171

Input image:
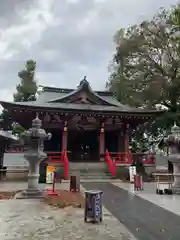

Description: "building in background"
0 77 164 179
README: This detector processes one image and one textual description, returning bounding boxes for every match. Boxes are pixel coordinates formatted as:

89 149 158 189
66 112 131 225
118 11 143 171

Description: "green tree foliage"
107 5 180 132
0 60 37 131
13 59 37 102
11 123 25 136
169 4 180 29
0 109 11 130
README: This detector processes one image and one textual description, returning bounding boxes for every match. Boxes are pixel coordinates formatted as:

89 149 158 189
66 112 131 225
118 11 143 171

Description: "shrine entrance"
68 130 99 162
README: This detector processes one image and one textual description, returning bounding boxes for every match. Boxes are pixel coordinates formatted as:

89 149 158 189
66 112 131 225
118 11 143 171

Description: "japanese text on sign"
95 194 101 217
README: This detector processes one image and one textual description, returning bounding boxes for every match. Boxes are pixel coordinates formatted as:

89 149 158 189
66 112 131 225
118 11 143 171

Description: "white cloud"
66 0 80 3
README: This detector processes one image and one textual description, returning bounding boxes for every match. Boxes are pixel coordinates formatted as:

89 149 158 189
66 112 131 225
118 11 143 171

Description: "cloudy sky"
0 0 179 102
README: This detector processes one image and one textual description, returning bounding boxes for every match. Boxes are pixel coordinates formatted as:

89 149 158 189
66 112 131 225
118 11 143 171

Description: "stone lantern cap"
21 115 52 142
171 122 180 134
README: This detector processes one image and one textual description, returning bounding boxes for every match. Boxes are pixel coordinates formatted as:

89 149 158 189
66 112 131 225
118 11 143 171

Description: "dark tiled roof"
0 79 165 115
0 100 164 115
40 85 113 96
37 89 126 108
46 79 116 106
36 91 65 103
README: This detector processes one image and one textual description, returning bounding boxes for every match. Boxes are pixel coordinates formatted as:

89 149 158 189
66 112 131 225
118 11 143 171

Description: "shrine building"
0 77 164 179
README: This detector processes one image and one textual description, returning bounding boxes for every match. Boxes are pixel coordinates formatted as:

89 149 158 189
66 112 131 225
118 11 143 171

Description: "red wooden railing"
5 147 69 179
46 151 69 179
5 147 154 179
45 152 63 164
109 151 155 166
104 151 155 178
141 152 155 165
110 151 133 165
105 151 116 177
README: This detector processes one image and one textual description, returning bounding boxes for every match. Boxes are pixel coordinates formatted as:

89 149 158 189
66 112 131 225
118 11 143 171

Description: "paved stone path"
113 182 180 216
82 182 180 240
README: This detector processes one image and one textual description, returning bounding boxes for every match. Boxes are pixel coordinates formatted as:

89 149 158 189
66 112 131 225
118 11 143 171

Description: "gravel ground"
0 194 136 240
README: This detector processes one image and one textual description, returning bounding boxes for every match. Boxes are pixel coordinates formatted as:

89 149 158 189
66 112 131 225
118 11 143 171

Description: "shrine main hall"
0 77 162 165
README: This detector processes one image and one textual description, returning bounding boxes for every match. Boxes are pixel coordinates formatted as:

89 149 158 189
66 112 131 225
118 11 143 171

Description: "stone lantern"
17 115 52 198
164 123 180 194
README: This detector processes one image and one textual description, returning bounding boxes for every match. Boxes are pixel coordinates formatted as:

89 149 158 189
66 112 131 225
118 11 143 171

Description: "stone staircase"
69 162 112 179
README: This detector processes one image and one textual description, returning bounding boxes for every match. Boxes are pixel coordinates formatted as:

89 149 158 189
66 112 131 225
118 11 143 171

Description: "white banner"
129 166 136 183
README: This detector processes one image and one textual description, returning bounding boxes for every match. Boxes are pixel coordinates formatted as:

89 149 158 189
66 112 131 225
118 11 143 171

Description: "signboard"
95 193 101 218
46 166 56 184
129 166 136 183
84 191 103 223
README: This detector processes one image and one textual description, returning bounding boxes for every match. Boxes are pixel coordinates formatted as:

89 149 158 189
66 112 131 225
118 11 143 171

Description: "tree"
0 59 38 131
13 59 37 102
168 4 180 29
11 122 25 136
107 5 180 132
0 109 11 130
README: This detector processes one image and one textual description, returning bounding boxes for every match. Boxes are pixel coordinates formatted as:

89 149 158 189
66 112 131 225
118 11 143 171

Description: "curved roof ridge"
48 77 118 106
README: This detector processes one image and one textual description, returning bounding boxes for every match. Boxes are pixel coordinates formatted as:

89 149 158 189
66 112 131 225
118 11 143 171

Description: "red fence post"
47 170 58 196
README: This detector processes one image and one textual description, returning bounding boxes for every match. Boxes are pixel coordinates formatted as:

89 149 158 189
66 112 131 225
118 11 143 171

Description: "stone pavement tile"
112 182 180 216
0 179 121 192
0 199 137 240
82 182 180 240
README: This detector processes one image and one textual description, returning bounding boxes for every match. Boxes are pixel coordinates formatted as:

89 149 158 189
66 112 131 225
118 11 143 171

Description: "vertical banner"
46 166 56 184
129 166 136 183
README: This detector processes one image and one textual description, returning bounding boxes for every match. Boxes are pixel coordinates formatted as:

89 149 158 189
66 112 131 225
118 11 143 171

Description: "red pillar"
62 123 68 152
99 122 105 161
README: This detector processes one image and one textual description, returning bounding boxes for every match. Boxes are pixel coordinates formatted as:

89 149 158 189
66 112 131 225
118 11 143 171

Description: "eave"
0 101 165 118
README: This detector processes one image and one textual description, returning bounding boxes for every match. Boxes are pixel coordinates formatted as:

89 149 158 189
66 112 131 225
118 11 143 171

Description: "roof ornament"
79 76 89 89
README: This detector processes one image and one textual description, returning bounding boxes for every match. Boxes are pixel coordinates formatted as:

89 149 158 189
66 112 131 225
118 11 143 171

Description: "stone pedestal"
171 160 180 194
17 157 46 199
161 123 180 195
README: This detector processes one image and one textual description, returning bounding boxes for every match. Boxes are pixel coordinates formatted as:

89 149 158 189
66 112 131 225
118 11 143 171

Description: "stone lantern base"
172 187 180 195
15 169 45 199
15 188 44 199
172 174 180 195
170 160 180 195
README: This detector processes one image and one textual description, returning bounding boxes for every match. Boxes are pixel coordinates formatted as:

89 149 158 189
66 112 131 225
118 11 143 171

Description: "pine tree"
13 59 37 102
0 60 38 132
